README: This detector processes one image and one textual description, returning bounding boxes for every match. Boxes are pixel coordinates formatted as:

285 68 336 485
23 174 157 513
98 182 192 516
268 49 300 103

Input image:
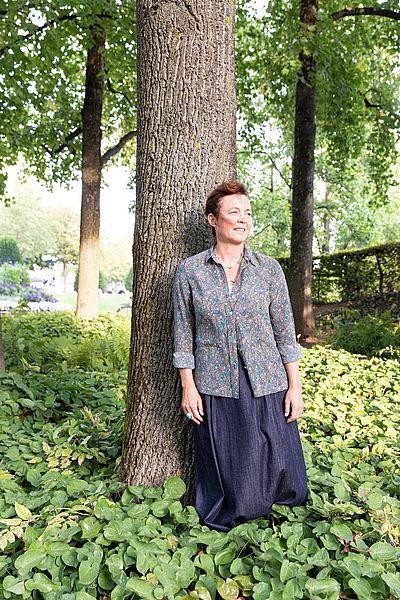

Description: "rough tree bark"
76 28 105 320
288 0 317 340
121 0 236 506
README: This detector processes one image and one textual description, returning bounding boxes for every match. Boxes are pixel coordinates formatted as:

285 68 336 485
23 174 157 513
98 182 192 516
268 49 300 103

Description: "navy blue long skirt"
193 350 308 532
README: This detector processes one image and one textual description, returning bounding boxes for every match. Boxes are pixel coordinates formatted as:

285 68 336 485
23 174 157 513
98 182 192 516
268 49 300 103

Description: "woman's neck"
214 241 245 265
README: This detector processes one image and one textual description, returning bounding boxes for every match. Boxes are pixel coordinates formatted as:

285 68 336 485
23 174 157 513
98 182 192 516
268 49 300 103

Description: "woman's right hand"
181 385 204 425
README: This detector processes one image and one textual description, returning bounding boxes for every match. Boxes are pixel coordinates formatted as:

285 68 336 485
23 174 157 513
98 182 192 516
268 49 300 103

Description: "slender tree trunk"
288 0 317 340
121 1 236 506
62 261 68 293
321 184 332 254
76 28 105 320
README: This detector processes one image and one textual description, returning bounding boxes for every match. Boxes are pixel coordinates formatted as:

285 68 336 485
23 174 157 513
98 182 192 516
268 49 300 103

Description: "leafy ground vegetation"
0 311 399 600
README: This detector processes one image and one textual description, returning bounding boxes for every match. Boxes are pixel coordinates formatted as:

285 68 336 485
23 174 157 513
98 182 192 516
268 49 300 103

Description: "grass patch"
52 292 131 313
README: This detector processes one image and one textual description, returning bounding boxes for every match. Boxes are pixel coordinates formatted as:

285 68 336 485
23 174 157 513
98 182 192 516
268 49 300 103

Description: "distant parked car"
105 281 128 295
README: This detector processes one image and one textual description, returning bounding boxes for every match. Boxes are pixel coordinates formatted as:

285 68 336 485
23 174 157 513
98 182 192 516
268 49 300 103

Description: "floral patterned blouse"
172 242 302 398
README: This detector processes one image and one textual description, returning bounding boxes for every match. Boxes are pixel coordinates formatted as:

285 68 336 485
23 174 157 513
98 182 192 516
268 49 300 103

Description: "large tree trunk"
288 0 317 340
121 1 236 506
76 28 105 320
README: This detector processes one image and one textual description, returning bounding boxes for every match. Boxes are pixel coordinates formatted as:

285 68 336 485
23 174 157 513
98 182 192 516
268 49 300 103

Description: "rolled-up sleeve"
269 259 302 363
172 262 195 369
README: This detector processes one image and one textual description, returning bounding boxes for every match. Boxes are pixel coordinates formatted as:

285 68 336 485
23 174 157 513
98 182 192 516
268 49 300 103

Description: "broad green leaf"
367 492 384 510
78 560 101 586
214 549 236 566
125 577 155 598
330 523 353 542
14 501 32 521
334 482 350 501
76 592 96 600
305 577 340 596
2 575 25 595
80 517 103 539
348 577 372 599
216 577 240 600
230 558 249 575
252 582 272 600
369 542 398 562
163 475 186 499
14 547 47 572
27 573 58 593
382 572 400 597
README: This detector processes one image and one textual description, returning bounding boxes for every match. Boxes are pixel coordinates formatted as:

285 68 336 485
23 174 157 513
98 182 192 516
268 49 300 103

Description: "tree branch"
106 76 134 107
41 126 82 157
331 7 400 21
101 130 136 166
238 149 292 189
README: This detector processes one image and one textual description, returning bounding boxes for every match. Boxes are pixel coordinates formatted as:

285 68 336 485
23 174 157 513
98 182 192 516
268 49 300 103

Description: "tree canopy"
0 1 136 195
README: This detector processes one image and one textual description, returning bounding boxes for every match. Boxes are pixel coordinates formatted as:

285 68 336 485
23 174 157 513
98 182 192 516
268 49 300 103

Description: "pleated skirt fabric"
193 350 308 532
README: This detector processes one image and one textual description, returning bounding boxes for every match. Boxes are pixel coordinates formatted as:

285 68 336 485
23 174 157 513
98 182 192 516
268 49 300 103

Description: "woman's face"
208 193 252 245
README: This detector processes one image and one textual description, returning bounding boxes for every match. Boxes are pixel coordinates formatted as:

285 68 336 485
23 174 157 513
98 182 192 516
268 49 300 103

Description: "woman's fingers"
181 390 204 425
284 390 304 423
183 404 203 425
286 403 304 423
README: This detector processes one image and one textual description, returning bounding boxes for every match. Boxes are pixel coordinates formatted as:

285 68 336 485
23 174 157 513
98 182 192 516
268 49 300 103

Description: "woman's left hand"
284 387 304 423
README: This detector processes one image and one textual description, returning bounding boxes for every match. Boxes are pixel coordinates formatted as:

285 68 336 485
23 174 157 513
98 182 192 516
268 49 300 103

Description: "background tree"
50 207 80 292
0 180 55 262
0 1 137 319
121 0 237 504
236 0 400 337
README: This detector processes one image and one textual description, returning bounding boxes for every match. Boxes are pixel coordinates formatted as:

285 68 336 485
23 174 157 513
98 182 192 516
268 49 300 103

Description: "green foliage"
0 187 71 265
275 240 400 304
0 263 30 295
98 270 107 294
0 313 399 598
0 1 136 195
330 309 400 360
0 237 22 264
236 0 400 208
2 311 130 373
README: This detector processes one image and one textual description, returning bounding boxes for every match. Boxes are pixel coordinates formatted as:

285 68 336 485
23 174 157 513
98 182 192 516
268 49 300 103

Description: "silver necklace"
215 248 244 284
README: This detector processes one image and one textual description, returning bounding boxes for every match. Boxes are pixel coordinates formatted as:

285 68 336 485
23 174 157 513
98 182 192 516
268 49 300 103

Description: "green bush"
277 240 400 304
0 263 30 296
0 237 22 265
2 311 130 373
330 309 400 359
0 313 399 599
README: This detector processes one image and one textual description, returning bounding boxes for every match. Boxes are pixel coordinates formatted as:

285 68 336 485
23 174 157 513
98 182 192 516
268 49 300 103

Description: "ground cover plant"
0 312 399 599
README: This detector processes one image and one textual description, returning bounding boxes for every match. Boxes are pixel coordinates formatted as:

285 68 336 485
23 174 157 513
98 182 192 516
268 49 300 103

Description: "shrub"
0 263 30 296
330 309 400 359
2 311 130 373
0 237 22 264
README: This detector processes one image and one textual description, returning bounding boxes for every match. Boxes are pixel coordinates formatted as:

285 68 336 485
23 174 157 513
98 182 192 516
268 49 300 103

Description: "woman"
172 179 308 532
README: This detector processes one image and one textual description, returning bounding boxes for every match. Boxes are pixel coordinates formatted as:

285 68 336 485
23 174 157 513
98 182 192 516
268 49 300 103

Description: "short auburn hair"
205 180 249 239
